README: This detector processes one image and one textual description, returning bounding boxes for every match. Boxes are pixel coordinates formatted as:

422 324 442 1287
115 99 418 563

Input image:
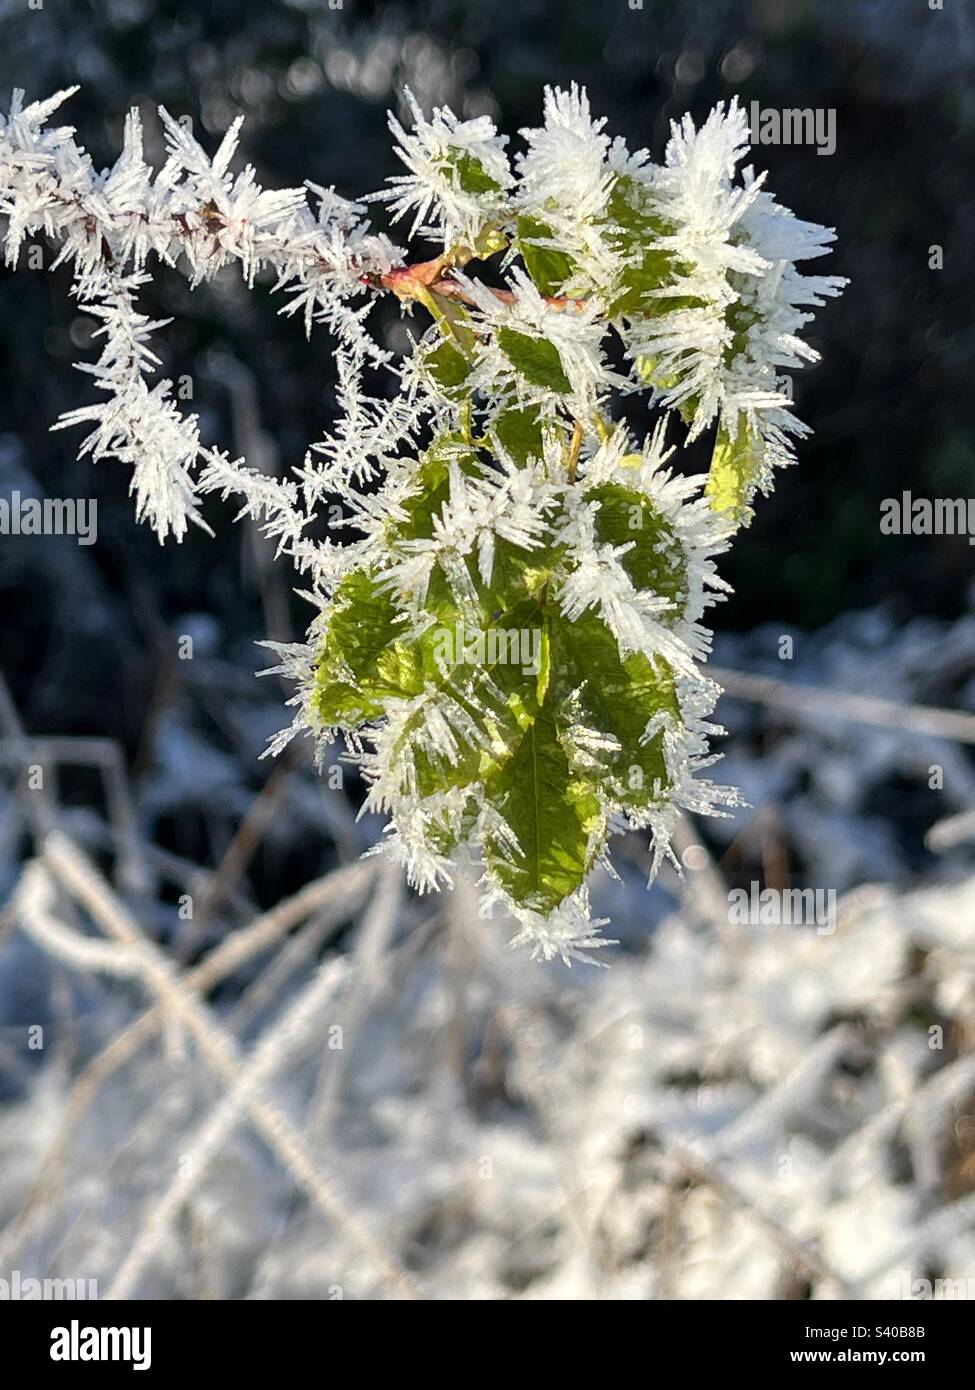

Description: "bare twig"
0 858 376 1270
15 836 416 1297
665 1141 860 1298
173 756 294 962
712 666 975 748
106 954 349 1299
304 859 403 1139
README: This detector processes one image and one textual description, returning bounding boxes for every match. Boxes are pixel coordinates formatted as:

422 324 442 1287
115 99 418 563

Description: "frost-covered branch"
33 831 418 1297
0 83 846 958
0 87 400 540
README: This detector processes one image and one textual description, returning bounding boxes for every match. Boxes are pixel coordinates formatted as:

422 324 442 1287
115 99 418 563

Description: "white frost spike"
378 88 512 245
618 97 846 485
504 887 615 968
52 269 208 543
462 267 616 420
0 87 398 541
1 83 845 961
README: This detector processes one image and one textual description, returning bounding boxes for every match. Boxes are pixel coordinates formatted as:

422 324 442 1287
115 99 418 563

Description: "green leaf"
497 327 572 394
608 252 676 321
724 296 761 364
437 148 505 197
603 175 705 322
491 405 545 465
483 697 601 913
479 599 549 720
440 596 547 724
425 793 480 859
425 338 471 393
585 482 689 613
551 610 680 809
705 421 764 528
390 432 559 646
392 599 550 806
390 433 479 545
394 702 491 799
634 354 683 395
314 568 423 727
476 535 558 620
516 215 576 297
605 173 662 241
603 176 672 318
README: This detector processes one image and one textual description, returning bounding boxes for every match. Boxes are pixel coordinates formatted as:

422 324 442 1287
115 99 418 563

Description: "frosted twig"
0 857 377 1270
106 955 349 1298
304 858 403 1138
15 861 144 978
711 666 975 748
1 84 846 948
664 1141 860 1298
228 903 352 1036
0 88 400 541
0 733 148 897
927 809 975 853
34 832 417 1298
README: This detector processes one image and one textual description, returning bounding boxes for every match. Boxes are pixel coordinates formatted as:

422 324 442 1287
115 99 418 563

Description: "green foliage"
424 337 471 393
603 175 675 320
388 432 479 546
497 327 572 393
483 698 602 913
516 214 576 296
308 109 827 933
2 78 844 954
314 568 423 726
479 535 559 614
585 482 688 612
436 147 505 197
314 459 693 920
394 701 490 800
491 405 545 465
550 611 679 809
705 421 765 528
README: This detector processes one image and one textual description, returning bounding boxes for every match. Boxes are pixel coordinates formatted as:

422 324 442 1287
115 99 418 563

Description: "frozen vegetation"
1 599 974 1299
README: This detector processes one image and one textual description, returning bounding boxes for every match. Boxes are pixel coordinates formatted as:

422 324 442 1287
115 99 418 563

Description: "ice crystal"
0 84 846 959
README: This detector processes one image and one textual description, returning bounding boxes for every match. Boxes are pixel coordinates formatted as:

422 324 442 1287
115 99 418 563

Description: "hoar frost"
0 84 845 962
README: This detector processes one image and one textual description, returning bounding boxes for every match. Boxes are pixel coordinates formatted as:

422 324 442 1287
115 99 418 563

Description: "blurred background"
0 0 974 1301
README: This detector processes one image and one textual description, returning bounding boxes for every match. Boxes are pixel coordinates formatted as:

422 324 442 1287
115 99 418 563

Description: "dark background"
0 0 972 891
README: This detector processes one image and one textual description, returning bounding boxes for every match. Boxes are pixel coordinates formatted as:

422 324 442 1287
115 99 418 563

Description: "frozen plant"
0 84 845 961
